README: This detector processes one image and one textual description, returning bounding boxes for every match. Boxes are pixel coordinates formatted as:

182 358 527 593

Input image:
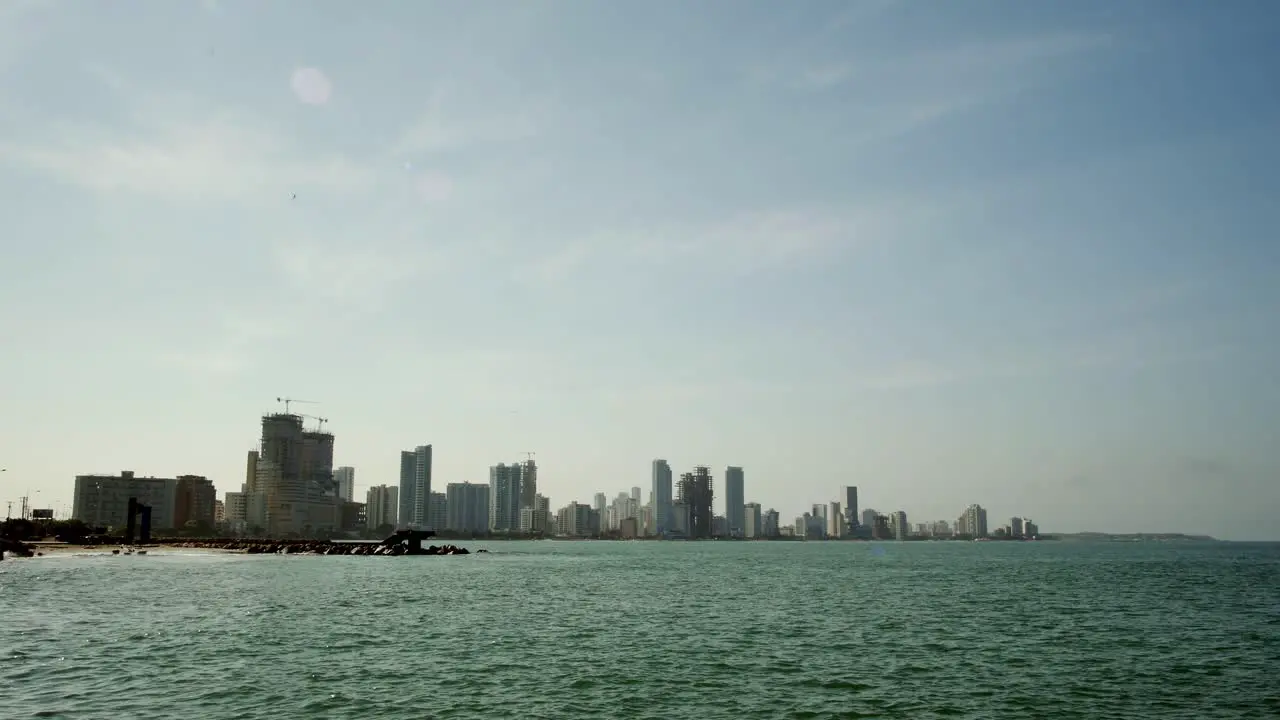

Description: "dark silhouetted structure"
380 528 437 554
678 466 714 539
124 497 152 545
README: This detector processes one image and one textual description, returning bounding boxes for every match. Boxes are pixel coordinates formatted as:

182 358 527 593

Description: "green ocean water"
2 540 1277 719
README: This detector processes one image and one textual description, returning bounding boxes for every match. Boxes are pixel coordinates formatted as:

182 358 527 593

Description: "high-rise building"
677 466 714 539
872 513 891 539
519 458 538 510
365 485 398 529
892 510 908 540
607 491 639 531
842 486 859 529
1011 517 1025 537
243 450 265 530
427 492 447 531
641 500 655 536
224 491 247 531
744 502 762 538
651 460 673 536
520 494 552 534
73 471 178 530
724 466 745 538
828 501 843 538
489 463 522 532
333 466 355 502
255 412 337 536
962 504 988 537
861 508 877 530
174 475 217 529
398 452 415 527
811 503 828 535
245 451 259 494
445 482 490 533
763 508 780 537
555 501 594 537
398 445 432 528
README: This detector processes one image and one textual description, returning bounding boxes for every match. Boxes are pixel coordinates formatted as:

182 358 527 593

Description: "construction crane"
301 414 330 433
522 451 536 464
276 397 317 414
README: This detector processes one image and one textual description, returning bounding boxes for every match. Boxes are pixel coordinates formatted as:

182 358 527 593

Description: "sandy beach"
16 543 243 557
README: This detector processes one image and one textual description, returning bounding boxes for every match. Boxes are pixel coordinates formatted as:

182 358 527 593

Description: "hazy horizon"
1 0 1277 541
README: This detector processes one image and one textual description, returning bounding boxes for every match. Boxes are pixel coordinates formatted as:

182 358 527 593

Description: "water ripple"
1 542 1277 719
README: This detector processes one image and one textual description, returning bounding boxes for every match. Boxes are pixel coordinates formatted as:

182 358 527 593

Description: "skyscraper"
763 508 780 537
519 458 538 510
365 484 398 529
963 504 988 537
842 486 859 529
489 463 522 532
174 475 216 528
677 466 714 539
744 502 762 538
333 466 355 502
398 452 415 528
427 492 447 531
445 482 489 533
861 508 877 530
651 459 673 536
892 510 908 540
724 466 744 537
398 445 432 528
255 412 337 535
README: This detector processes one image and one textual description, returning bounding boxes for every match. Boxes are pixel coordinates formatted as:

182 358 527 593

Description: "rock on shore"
164 540 477 556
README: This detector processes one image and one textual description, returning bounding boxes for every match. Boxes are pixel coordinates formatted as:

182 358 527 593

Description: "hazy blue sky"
1 0 1277 540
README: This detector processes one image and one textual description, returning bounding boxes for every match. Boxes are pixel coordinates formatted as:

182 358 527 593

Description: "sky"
0 0 1277 540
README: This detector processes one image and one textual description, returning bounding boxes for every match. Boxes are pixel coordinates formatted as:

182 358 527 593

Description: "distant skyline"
1 1 1278 541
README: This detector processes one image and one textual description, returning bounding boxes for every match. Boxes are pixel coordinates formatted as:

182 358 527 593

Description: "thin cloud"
82 61 127 91
0 113 374 203
153 308 291 378
853 341 1235 393
515 187 978 289
391 84 545 157
822 0 902 35
519 242 594 288
514 207 859 288
0 75 376 203
794 31 1111 93
783 31 1114 146
0 0 56 75
271 241 411 308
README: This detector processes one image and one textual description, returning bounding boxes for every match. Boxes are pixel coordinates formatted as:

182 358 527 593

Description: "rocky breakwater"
1 538 36 560
165 539 479 556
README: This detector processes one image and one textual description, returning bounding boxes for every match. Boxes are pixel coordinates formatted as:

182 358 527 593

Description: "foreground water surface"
2 540 1277 719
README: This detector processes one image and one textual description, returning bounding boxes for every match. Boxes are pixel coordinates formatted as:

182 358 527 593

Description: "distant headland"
1047 532 1218 542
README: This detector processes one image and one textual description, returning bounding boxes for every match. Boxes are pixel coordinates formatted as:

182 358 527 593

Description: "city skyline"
28 408 1033 539
1 2 1277 541
0 414 1237 539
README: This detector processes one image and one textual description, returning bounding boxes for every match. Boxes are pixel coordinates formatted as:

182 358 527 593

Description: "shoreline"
8 538 480 558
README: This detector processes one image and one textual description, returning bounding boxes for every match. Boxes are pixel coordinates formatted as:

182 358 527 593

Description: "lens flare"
290 67 332 105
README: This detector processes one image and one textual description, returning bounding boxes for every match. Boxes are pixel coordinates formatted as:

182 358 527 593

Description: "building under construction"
254 412 338 536
677 466 714 539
